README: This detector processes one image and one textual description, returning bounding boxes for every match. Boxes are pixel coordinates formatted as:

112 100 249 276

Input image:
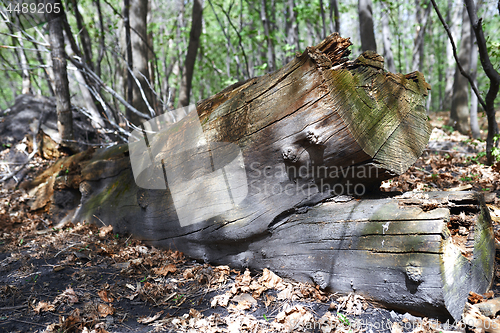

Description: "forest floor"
1 112 500 333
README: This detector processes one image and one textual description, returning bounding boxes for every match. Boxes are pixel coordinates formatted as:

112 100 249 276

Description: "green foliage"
442 125 454 133
0 0 498 117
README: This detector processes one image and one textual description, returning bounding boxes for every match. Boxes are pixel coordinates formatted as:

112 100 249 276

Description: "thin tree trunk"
358 0 377 52
178 0 203 107
94 0 105 77
70 0 93 69
329 0 340 33
381 3 395 73
32 41 54 96
129 0 154 119
470 35 479 139
11 16 31 94
449 7 471 134
46 0 75 151
443 0 460 110
319 0 326 39
260 0 276 72
412 0 431 72
468 0 482 140
285 0 299 63
124 0 134 121
17 31 31 94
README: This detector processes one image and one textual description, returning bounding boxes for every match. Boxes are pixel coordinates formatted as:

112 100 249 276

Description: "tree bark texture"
449 6 472 134
412 0 431 72
179 0 204 107
129 0 154 120
470 32 480 139
329 0 340 34
358 0 377 52
381 3 395 73
260 0 276 72
442 0 461 110
46 0 75 150
123 0 134 121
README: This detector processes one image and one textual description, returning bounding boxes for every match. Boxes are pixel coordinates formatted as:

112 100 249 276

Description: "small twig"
54 243 84 257
8 318 47 327
93 214 106 227
0 304 27 310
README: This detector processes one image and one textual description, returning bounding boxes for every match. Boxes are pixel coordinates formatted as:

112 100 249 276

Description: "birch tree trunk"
261 0 276 72
470 32 480 139
443 0 461 110
381 2 395 73
449 6 471 134
412 0 431 72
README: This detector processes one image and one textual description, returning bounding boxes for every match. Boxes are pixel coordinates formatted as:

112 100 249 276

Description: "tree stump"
22 34 495 320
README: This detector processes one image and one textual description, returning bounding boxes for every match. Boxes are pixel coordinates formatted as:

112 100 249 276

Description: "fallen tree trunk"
22 34 495 320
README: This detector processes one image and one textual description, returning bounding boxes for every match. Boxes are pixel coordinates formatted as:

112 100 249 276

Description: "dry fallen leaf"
336 293 366 315
229 293 257 312
56 287 79 305
264 294 275 307
153 263 177 276
99 224 113 238
258 268 284 290
211 293 231 308
213 265 230 283
183 268 195 279
98 303 115 317
33 301 55 314
98 289 114 303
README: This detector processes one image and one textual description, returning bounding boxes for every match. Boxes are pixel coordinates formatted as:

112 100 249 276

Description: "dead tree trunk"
22 35 493 321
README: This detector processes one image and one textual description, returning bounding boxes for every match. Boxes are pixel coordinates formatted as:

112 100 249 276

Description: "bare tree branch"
216 1 250 79
429 0 486 112
465 0 500 163
67 56 151 121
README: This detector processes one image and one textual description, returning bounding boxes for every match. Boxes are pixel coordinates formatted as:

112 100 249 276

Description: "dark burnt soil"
0 218 403 333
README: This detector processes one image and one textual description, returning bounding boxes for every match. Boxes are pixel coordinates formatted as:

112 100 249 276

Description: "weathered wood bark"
24 35 493 320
